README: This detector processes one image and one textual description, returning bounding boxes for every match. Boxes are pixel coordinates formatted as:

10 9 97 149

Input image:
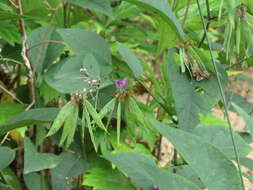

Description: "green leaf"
0 168 22 190
232 103 253 135
0 21 20 45
39 80 64 103
83 104 97 152
169 165 205 189
0 146 15 170
240 157 253 171
105 152 201 190
192 124 251 159
47 101 74 136
59 104 79 148
84 166 135 190
0 108 59 136
0 103 24 124
85 100 107 132
228 92 253 113
24 173 50 190
51 152 89 190
56 28 112 64
117 42 144 77
167 49 227 131
156 16 178 52
28 27 64 75
67 0 112 17
125 0 184 39
45 54 111 93
150 119 243 190
98 98 116 119
24 137 60 174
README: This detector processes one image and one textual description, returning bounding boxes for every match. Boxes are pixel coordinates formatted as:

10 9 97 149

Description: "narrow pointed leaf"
47 101 74 137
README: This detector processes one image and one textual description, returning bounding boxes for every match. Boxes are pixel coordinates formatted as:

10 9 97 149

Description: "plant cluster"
0 0 253 190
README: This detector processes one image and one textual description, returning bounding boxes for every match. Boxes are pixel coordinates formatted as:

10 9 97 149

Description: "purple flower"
116 78 128 89
152 185 160 190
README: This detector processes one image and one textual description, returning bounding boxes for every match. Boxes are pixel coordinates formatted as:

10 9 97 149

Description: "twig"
17 0 36 110
0 132 9 145
0 84 25 105
8 0 18 8
0 58 22 65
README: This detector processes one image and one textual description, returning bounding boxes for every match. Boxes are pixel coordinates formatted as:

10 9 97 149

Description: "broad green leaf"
85 100 107 132
0 168 22 190
67 0 112 17
51 152 89 190
125 0 184 38
45 54 111 93
228 92 253 113
84 166 135 190
167 49 227 131
192 124 251 159
240 157 253 171
24 137 60 174
105 152 201 190
0 103 24 124
156 16 178 52
232 103 253 135
56 28 112 64
117 42 144 77
0 146 15 170
0 108 59 135
24 173 50 190
169 165 205 189
47 101 74 136
150 119 243 190
28 27 64 75
59 104 79 148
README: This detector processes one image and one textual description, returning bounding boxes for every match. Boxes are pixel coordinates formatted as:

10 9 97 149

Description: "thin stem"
0 132 9 145
17 0 36 110
198 0 211 47
0 58 22 65
196 1 245 189
226 56 253 69
0 84 25 105
182 0 192 27
136 79 178 124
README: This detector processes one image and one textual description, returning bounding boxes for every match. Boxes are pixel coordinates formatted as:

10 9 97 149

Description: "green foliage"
105 152 202 190
0 147 15 170
24 137 60 174
150 119 243 190
1 0 253 189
